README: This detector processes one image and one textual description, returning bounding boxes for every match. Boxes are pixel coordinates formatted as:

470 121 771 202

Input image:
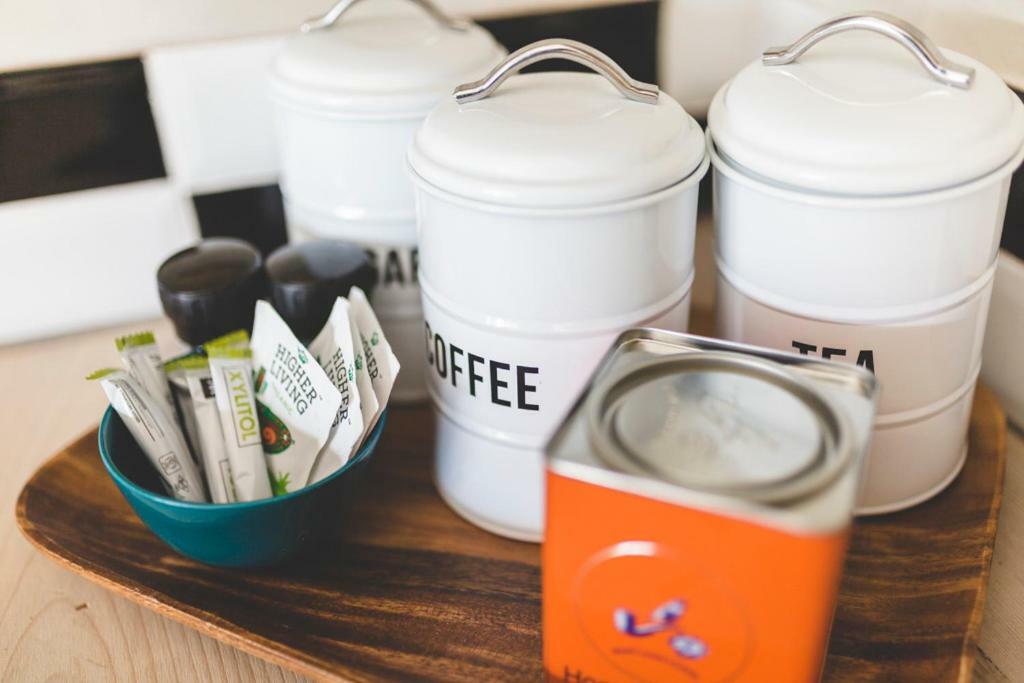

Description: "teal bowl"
98 406 385 568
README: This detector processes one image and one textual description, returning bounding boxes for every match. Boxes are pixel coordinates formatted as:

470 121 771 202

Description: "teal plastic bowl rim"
98 406 386 511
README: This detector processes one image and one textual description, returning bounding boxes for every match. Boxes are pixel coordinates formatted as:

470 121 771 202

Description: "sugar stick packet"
116 332 176 422
307 298 365 485
349 287 401 435
203 329 250 352
250 301 341 495
164 354 237 503
348 312 378 443
89 368 206 502
164 351 205 472
207 337 272 502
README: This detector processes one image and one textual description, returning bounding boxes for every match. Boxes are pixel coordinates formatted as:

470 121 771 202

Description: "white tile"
0 0 638 72
658 0 940 120
144 36 285 194
982 250 1024 428
658 0 760 120
0 180 198 345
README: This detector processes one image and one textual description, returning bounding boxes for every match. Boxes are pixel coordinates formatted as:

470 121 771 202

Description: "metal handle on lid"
300 0 469 33
762 12 974 89
453 38 660 104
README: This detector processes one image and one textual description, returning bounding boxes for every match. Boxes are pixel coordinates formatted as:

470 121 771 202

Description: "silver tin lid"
586 352 852 503
271 0 505 117
708 12 1024 196
408 39 707 208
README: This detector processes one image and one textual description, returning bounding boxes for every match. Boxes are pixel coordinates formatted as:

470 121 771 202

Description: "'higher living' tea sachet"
251 301 341 495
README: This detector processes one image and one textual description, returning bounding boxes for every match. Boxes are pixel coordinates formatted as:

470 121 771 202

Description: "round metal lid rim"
707 133 1024 207
405 152 710 216
585 352 854 504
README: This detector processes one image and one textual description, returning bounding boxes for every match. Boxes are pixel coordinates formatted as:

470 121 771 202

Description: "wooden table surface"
2 319 1023 681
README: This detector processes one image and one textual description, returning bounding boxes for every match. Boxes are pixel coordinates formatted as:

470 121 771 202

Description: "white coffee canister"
269 0 505 402
708 13 1024 514
408 39 709 541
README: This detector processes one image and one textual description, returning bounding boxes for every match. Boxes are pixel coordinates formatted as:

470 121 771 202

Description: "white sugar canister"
708 13 1024 513
269 0 505 402
408 39 709 541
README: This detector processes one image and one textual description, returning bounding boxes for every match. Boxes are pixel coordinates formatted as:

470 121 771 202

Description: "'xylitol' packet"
116 331 176 423
207 341 272 502
89 368 206 502
307 298 364 484
165 354 237 503
251 301 341 495
349 287 401 434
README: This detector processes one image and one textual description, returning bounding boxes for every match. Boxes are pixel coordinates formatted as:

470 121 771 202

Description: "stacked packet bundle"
89 287 400 502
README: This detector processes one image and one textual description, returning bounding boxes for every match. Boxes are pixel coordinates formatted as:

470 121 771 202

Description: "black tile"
479 1 660 84
0 58 165 203
1002 88 1024 260
192 185 288 257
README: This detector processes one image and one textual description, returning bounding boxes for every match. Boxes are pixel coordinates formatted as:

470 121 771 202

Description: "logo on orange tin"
574 542 752 682
614 599 708 661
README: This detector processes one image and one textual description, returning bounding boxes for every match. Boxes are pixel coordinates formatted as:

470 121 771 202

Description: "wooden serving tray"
17 391 1005 682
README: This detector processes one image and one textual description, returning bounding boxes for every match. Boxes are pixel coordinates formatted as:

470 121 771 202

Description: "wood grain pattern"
825 386 1006 683
16 387 1006 683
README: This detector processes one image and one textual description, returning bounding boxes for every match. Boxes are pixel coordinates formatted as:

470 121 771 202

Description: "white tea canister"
408 39 709 541
269 0 505 402
708 13 1024 513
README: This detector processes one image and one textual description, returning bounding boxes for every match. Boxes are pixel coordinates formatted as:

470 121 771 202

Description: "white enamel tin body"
712 143 1019 310
409 40 709 541
716 262 995 416
708 13 1024 513
269 0 505 401
428 287 692 539
862 365 979 513
717 269 988 514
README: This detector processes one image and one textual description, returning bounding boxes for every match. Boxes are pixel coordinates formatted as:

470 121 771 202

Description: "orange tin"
543 329 877 682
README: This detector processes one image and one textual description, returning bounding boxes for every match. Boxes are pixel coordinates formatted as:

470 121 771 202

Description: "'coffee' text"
425 322 539 411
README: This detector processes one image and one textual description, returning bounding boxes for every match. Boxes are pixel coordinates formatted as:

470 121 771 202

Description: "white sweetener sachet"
307 298 365 485
116 332 176 424
250 301 341 495
207 340 272 502
164 354 237 503
164 351 205 472
349 287 401 436
89 368 207 502
348 311 378 444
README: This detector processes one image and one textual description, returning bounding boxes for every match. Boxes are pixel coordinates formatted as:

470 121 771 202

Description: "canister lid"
408 39 707 208
708 13 1024 195
270 0 505 116
587 353 849 503
157 238 266 346
266 240 377 342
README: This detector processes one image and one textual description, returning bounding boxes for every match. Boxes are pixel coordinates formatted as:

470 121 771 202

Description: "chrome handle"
762 12 974 89
300 0 469 33
454 38 660 105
